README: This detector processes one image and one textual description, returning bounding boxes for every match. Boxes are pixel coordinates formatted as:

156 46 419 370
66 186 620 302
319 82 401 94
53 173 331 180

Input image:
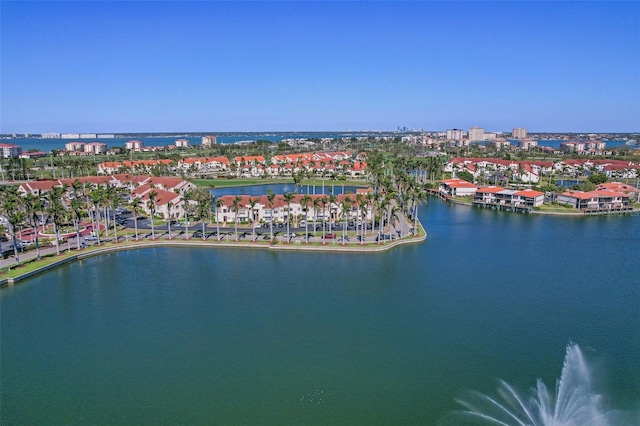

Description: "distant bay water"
3 136 635 153
2 134 349 153
2 199 638 424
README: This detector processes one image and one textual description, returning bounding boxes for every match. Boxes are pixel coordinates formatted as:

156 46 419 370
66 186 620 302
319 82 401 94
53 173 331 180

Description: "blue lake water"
1 199 639 424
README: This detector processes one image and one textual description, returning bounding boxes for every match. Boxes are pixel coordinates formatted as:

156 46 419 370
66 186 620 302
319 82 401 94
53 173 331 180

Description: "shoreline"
0 223 427 287
443 196 639 217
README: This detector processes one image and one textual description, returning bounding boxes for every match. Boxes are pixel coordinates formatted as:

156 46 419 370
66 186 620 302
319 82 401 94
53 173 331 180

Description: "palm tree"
340 195 352 244
105 185 122 242
196 189 212 241
266 190 276 240
313 196 322 230
300 194 311 243
248 196 258 242
70 196 84 249
354 193 364 241
130 197 142 240
283 192 295 241
182 189 195 240
328 192 337 233
215 197 225 241
166 201 173 239
88 186 104 244
46 186 67 255
1 186 26 265
147 190 158 240
231 195 242 241
70 180 85 249
320 196 328 243
23 191 45 259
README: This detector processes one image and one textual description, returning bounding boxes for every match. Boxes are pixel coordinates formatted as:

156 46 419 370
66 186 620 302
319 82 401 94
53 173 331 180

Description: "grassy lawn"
534 203 579 213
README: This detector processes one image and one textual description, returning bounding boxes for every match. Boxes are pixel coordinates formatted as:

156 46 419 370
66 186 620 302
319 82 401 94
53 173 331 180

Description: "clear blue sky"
1 1 639 133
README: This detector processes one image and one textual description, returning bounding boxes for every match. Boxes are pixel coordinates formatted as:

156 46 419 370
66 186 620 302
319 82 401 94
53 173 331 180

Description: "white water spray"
450 343 637 426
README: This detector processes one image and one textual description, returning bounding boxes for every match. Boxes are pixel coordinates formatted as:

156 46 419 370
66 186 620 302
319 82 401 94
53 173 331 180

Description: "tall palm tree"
70 196 84 249
88 186 104 244
70 180 85 249
1 186 26 265
328 192 337 233
283 192 295 241
320 196 328 243
182 189 194 240
196 189 212 241
166 201 173 239
23 191 45 259
248 196 258 242
231 195 242 241
215 197 225 241
130 197 142 240
266 190 276 240
105 185 122 242
354 193 364 241
46 186 67 255
147 190 158 240
300 194 311 243
340 195 352 244
312 197 322 230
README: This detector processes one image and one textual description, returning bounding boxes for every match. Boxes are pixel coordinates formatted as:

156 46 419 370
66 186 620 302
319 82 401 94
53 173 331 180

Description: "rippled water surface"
2 200 638 424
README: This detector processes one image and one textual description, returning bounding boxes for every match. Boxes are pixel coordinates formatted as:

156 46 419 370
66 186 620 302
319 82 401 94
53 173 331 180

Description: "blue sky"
1 1 639 133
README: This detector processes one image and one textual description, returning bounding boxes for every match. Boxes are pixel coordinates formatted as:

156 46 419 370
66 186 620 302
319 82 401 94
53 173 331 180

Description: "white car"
283 233 296 239
85 235 99 242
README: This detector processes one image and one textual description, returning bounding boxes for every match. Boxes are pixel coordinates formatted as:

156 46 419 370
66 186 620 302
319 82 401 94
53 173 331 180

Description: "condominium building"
0 143 23 158
201 135 217 147
518 139 538 150
468 126 485 142
83 142 108 154
446 129 464 140
65 141 85 152
125 140 144 151
512 128 527 139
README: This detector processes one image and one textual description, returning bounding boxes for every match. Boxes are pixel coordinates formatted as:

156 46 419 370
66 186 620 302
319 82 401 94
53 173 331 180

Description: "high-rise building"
512 128 527 139
518 139 538 150
201 135 217 147
468 126 485 142
446 129 464 140
0 143 23 158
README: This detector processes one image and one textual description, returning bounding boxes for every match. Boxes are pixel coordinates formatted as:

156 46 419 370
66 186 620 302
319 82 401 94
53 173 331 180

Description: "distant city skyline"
1 1 638 133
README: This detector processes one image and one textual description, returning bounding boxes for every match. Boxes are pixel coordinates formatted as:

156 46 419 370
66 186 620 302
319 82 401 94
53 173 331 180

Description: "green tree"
147 190 158 240
23 191 45 259
587 173 608 185
47 186 67 255
456 170 474 183
130 197 142 241
196 189 212 240
215 197 225 241
1 186 26 265
231 195 242 241
283 192 295 240
266 190 276 240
